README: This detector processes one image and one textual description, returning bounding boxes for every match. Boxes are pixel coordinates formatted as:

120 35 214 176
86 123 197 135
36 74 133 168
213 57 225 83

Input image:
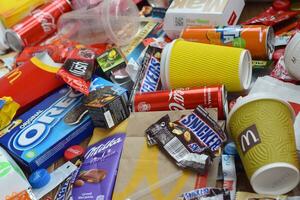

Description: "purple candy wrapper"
72 133 126 200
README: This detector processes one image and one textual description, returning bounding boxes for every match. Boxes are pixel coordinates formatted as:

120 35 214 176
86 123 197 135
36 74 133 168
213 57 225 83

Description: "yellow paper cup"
227 94 300 195
161 39 252 92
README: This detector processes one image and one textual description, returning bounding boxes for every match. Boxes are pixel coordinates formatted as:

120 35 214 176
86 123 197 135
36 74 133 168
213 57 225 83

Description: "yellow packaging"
0 97 20 130
160 39 252 92
228 94 300 195
0 0 47 28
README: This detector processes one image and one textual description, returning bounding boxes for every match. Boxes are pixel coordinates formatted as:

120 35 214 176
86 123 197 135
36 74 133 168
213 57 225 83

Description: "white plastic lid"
251 162 300 195
160 40 176 89
238 50 252 90
284 32 300 80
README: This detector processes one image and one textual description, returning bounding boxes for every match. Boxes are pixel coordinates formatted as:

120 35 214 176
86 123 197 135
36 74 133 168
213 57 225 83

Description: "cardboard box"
163 0 245 39
112 110 222 200
0 87 93 172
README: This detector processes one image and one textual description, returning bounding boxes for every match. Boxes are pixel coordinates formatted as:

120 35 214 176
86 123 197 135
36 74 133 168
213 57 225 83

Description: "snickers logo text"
179 113 222 151
140 57 160 93
239 124 261 154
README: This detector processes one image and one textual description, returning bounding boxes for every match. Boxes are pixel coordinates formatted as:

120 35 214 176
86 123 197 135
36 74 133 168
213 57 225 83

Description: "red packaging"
242 1 298 27
133 86 228 120
5 0 72 52
57 48 96 95
0 53 64 113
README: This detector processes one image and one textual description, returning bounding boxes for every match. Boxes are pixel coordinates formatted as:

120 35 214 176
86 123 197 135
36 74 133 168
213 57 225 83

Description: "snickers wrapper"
112 110 222 200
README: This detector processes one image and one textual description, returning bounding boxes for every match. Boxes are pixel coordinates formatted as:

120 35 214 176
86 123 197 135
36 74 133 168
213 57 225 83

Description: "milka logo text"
140 57 160 92
85 137 122 160
10 90 81 151
179 113 222 151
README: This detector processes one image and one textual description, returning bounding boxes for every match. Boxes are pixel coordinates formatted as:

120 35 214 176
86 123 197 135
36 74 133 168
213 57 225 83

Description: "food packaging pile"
1 0 300 199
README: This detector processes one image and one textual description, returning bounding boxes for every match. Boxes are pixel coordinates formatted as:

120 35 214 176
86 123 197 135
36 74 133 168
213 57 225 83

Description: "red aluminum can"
5 0 72 52
133 85 228 119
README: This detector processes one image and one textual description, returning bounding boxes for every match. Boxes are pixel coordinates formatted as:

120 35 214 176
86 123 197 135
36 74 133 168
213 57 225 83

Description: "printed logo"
238 124 261 154
179 113 222 151
32 10 56 33
187 143 204 153
9 89 82 151
85 137 122 160
183 188 210 200
228 11 237 25
140 57 160 93
168 89 185 110
0 162 11 178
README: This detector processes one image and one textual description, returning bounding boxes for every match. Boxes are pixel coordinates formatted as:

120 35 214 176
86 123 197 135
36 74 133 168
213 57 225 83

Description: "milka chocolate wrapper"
72 133 126 200
112 109 223 200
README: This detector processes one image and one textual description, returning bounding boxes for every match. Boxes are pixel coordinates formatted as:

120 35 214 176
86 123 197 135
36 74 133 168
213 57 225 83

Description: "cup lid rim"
250 162 300 195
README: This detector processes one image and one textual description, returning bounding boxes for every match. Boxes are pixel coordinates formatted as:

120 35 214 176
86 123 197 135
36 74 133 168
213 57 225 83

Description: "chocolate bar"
178 106 227 152
72 133 126 200
178 187 231 200
146 115 214 174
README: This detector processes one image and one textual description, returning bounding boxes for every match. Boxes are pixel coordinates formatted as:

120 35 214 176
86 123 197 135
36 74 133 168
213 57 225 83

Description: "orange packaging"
181 25 275 60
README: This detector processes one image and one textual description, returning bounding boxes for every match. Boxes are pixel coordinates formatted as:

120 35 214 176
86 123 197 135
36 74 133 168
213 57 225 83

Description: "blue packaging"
0 87 93 172
84 77 129 128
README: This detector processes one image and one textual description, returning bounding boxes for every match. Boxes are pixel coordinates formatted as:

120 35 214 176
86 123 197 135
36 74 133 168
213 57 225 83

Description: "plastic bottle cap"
29 169 51 189
224 142 238 156
64 145 85 161
273 0 291 11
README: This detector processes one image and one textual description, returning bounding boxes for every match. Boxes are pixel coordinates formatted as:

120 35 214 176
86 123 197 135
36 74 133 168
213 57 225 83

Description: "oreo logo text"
10 90 81 151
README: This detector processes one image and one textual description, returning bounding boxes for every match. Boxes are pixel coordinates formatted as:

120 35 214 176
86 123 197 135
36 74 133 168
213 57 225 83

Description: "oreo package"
83 77 129 129
146 114 214 174
72 133 126 200
0 87 93 172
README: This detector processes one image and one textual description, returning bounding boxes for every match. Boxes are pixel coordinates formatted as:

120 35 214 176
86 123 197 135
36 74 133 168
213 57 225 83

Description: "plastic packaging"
57 0 140 46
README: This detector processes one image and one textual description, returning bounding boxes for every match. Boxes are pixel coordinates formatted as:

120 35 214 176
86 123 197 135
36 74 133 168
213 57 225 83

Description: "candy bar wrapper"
58 48 97 95
242 5 298 27
113 110 222 200
222 155 236 200
178 106 227 152
133 45 163 93
178 187 231 200
72 133 126 200
0 97 20 130
235 192 287 200
96 48 127 78
146 114 214 174
270 56 297 82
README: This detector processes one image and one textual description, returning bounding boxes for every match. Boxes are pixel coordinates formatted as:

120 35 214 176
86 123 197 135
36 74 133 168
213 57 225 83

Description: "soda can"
181 25 275 60
132 85 228 120
5 0 72 52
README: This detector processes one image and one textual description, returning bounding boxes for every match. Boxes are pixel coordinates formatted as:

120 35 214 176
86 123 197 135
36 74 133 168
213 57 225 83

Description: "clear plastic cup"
71 0 103 9
57 0 140 46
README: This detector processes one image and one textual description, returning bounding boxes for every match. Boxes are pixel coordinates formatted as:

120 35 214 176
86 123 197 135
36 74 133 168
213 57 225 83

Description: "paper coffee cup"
227 93 300 195
285 32 300 80
160 39 252 92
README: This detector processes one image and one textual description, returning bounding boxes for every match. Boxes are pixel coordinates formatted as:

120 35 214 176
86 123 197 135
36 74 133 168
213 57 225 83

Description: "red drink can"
5 0 72 52
133 85 228 119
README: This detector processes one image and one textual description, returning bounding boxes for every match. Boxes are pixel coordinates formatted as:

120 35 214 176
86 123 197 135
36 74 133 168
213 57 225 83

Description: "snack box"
0 87 93 172
163 0 245 39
